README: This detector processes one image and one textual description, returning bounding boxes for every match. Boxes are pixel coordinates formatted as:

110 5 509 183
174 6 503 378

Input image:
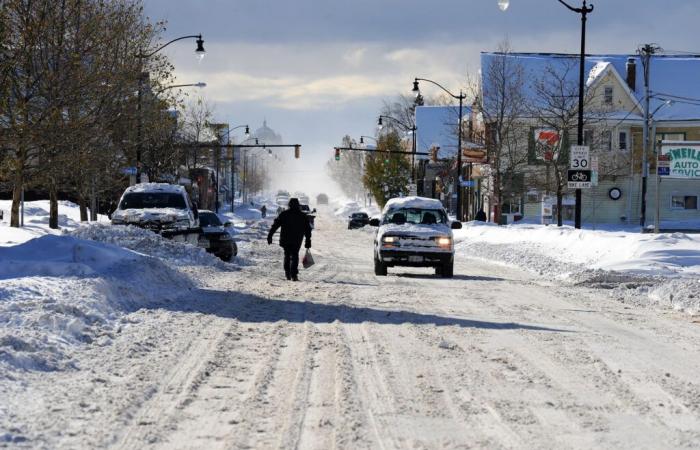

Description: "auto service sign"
660 141 700 179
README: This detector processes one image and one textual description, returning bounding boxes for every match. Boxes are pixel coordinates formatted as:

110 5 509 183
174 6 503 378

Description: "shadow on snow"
163 288 570 333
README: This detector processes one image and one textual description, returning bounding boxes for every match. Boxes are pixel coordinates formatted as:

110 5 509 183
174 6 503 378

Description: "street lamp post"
412 78 467 221
377 115 417 187
559 0 593 230
135 34 205 184
154 82 206 95
499 1 593 229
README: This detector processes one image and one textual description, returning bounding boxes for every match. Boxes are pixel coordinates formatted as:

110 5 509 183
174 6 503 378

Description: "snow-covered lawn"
0 200 108 247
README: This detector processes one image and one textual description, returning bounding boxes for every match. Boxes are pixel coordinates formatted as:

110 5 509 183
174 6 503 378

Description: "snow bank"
454 222 700 314
333 200 380 218
68 223 228 269
0 234 190 373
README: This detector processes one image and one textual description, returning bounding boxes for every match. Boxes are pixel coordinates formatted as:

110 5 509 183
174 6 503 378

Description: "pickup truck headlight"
435 236 452 248
218 233 232 241
175 219 191 227
382 236 397 243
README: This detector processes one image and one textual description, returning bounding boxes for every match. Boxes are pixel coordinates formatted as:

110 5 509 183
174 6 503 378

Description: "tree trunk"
10 179 22 228
556 188 563 227
49 180 59 229
79 193 88 222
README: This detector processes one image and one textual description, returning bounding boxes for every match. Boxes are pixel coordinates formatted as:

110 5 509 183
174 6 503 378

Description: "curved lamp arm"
378 115 415 131
556 0 594 14
138 34 205 59
414 77 466 101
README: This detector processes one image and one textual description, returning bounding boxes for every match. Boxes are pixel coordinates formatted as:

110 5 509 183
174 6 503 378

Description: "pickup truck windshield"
383 208 447 225
119 192 187 210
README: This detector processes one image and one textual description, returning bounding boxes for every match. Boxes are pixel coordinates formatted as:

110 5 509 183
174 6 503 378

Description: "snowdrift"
0 234 191 373
454 222 700 314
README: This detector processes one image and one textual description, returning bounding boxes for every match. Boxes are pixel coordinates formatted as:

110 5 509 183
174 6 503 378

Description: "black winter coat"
268 208 312 250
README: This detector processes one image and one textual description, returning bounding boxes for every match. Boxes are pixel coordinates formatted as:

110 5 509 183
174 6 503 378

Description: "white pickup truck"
110 183 201 245
370 197 462 278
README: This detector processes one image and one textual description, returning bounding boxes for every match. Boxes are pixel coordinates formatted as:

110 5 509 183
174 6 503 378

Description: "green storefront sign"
660 142 700 179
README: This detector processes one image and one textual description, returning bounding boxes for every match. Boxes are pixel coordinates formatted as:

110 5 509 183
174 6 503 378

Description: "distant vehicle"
369 196 462 278
295 192 310 205
111 183 200 244
348 212 370 229
197 210 237 262
316 193 329 205
300 204 317 229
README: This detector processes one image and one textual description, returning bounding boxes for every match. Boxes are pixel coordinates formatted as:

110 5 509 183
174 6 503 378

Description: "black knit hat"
288 197 300 209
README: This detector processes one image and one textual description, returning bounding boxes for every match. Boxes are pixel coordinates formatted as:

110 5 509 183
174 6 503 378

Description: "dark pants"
283 246 300 278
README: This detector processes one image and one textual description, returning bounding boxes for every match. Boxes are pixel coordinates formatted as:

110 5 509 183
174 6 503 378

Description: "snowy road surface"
4 212 700 449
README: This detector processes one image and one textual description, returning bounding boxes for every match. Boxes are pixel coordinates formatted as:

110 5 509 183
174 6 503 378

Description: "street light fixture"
412 77 467 221
135 33 206 184
498 0 510 11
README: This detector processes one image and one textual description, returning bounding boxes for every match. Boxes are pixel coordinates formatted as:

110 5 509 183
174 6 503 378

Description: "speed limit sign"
570 146 590 169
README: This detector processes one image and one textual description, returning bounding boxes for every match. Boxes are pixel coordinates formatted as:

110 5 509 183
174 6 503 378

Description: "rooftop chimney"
626 57 636 92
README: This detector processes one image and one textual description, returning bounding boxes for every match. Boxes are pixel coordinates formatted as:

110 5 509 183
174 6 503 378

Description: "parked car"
197 210 237 261
348 212 370 229
370 196 462 277
111 183 200 244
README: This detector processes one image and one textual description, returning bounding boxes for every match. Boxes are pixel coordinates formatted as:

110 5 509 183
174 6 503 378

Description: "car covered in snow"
300 204 316 229
348 212 370 229
370 196 461 277
196 210 237 261
111 183 200 244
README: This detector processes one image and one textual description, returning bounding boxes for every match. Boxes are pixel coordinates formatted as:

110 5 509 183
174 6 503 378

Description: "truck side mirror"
451 221 462 230
369 218 380 227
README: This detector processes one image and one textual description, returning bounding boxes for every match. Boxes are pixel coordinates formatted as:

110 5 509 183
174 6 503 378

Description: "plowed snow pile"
0 219 240 376
454 222 700 314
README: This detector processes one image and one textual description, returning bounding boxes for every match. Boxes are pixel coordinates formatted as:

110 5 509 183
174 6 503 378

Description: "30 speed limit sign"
570 145 590 169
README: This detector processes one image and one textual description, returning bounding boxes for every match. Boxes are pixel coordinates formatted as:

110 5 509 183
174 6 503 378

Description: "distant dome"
253 119 282 144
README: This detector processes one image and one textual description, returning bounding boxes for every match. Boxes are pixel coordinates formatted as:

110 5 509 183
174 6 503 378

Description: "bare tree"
475 41 530 223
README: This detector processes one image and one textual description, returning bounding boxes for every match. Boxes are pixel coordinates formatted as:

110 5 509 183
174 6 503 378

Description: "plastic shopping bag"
302 249 315 269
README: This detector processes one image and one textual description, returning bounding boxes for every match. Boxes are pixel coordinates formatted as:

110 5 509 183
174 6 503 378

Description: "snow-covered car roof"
382 196 445 213
123 183 187 195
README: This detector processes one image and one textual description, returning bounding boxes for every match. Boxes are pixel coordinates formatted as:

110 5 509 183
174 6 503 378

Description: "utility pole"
639 43 659 229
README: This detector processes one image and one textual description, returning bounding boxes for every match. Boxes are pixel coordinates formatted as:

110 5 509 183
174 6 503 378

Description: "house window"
502 198 522 214
604 86 614 105
583 129 594 146
671 195 698 210
601 130 612 151
618 131 628 150
658 132 686 142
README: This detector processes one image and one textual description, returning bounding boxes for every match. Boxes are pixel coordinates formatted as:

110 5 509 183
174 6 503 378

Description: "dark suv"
197 210 237 261
348 212 370 229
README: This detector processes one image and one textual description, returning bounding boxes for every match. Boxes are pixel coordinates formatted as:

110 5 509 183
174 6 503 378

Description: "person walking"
267 198 312 281
260 204 267 218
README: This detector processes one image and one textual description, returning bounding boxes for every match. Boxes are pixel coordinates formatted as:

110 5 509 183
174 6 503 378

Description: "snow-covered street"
3 209 700 449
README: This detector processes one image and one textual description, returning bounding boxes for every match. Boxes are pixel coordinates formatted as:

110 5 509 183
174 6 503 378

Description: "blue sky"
143 0 699 194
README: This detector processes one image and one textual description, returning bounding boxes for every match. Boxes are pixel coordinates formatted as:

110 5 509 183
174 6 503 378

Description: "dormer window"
604 86 613 105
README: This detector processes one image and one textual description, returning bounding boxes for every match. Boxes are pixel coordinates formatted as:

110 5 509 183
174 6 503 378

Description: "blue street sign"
658 167 670 176
460 180 476 187
121 167 137 176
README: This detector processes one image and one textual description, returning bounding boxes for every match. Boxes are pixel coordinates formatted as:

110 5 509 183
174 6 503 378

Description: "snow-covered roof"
383 196 445 213
481 52 700 122
415 105 473 160
124 183 186 194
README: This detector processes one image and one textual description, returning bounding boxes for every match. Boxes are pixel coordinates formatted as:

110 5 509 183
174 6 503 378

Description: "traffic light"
334 148 340 161
294 145 300 159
